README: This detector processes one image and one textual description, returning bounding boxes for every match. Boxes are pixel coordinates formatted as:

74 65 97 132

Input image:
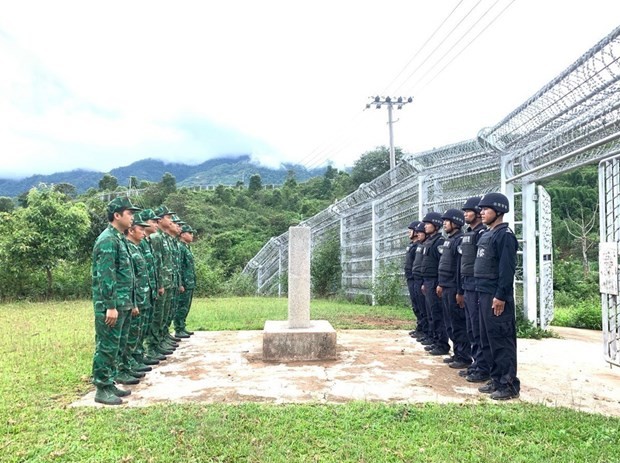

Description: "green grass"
187 297 414 330
1 298 619 463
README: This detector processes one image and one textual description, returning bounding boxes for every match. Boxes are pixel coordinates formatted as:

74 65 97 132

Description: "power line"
381 0 465 95
391 0 484 94
415 0 516 93
404 0 503 94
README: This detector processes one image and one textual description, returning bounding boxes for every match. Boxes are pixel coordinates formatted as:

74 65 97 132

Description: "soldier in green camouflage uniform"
165 215 184 342
91 197 140 405
138 209 164 364
175 224 196 338
149 206 178 356
123 215 153 378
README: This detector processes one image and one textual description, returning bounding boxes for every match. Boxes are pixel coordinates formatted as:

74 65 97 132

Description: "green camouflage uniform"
125 240 151 369
175 239 195 333
140 234 160 356
150 229 175 350
91 224 136 388
165 232 182 333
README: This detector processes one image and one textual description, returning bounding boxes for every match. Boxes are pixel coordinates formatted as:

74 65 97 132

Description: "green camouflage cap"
131 216 149 227
154 205 175 218
140 208 158 221
171 214 183 223
180 225 194 234
107 197 141 215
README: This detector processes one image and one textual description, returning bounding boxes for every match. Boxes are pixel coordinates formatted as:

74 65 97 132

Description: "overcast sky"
1 0 619 179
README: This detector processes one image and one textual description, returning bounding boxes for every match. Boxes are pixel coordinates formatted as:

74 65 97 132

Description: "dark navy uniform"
459 222 490 379
421 232 448 353
411 235 429 337
474 222 520 396
405 239 425 334
438 229 471 364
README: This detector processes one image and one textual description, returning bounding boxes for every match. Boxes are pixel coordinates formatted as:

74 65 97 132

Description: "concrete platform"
71 328 620 416
262 319 337 361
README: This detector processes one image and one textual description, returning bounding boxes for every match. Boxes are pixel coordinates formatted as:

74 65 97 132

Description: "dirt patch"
72 327 620 416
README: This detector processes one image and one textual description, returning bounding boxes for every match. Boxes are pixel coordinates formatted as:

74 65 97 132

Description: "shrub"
194 259 224 297
222 272 258 297
516 310 556 339
311 234 342 298
552 298 602 330
372 263 408 307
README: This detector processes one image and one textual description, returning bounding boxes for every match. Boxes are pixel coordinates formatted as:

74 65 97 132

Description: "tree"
160 172 177 196
129 176 139 189
9 187 90 297
98 173 118 191
52 182 77 199
248 174 263 195
350 146 404 189
0 197 14 213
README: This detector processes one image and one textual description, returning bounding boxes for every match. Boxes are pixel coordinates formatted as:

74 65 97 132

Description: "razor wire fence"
243 25 620 319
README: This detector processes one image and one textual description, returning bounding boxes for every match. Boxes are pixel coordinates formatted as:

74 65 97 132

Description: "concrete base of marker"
262 320 337 362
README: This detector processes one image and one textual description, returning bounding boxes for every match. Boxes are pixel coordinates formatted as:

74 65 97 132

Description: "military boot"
129 357 152 372
110 384 131 397
142 356 160 365
175 331 190 339
94 386 123 405
128 370 146 379
183 329 194 336
116 373 140 385
146 349 166 361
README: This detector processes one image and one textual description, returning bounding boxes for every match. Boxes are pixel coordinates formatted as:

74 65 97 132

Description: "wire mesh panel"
599 155 620 367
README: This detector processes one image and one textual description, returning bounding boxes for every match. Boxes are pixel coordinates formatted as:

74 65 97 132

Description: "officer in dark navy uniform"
420 212 449 356
405 221 425 338
411 222 432 343
457 197 491 383
474 193 520 400
437 208 471 369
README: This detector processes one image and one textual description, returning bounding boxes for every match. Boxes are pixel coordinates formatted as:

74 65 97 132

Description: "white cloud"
1 0 620 178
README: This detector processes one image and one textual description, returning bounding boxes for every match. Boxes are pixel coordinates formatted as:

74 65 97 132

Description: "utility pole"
367 96 413 170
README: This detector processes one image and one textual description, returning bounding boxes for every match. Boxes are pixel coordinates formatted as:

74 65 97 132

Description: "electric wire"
414 0 516 94
381 0 464 96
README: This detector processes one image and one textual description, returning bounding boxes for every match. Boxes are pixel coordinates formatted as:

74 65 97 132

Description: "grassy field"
1 298 619 462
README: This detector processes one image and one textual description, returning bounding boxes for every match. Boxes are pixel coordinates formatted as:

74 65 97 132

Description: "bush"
222 272 258 297
372 263 408 307
516 310 556 339
552 298 602 330
194 259 224 297
554 259 599 302
311 234 341 298
52 260 91 299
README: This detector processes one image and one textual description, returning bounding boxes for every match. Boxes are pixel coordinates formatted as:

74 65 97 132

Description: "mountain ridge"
0 155 325 197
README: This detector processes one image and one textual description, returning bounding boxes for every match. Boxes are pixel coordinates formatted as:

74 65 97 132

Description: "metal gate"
599 155 620 367
519 183 554 328
537 185 554 329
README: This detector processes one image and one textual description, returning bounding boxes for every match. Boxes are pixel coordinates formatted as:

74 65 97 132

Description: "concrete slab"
262 319 337 361
72 327 620 416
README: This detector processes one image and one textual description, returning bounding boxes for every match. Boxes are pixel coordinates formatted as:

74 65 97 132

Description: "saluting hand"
105 308 118 327
492 298 505 316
